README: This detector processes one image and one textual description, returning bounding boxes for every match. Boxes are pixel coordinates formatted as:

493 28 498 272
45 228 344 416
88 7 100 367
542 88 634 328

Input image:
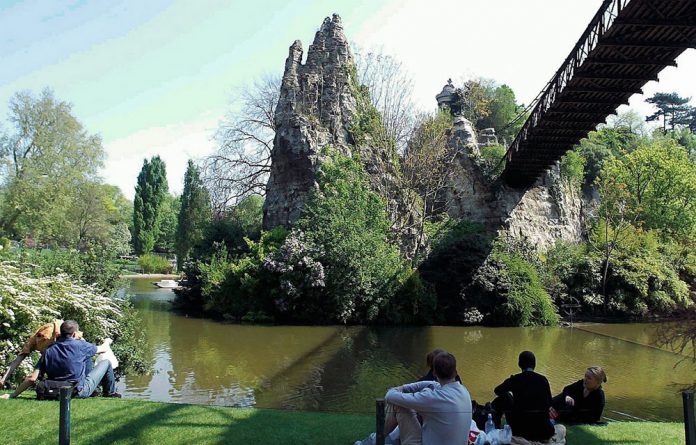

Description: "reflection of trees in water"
655 318 696 389
256 327 434 413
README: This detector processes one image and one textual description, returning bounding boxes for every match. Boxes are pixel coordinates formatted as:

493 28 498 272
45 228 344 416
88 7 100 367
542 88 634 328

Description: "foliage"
132 156 168 254
153 194 179 254
418 218 491 323
0 262 147 382
273 150 404 323
0 246 125 295
646 91 694 132
600 138 696 240
194 195 263 260
401 111 456 258
542 241 603 313
137 254 173 274
348 65 396 155
576 123 642 187
379 268 437 324
197 228 287 318
0 89 115 248
558 149 586 189
450 79 525 142
478 144 507 178
176 160 211 268
468 243 559 326
590 225 692 316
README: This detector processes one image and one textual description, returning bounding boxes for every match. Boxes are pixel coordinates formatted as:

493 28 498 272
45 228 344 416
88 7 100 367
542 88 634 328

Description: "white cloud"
102 114 219 199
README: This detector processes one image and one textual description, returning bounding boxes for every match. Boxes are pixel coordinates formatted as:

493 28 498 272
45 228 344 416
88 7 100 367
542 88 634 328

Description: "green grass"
0 391 685 444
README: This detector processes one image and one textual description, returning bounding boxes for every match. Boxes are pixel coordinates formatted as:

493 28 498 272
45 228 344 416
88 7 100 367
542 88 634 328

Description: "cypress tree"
175 160 211 268
132 156 168 254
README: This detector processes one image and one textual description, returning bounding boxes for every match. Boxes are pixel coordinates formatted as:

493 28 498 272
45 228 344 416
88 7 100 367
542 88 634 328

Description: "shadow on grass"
68 400 371 444
567 426 641 445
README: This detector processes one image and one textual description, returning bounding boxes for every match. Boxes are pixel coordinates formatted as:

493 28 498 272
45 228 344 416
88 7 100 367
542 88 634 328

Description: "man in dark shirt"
492 351 557 442
38 320 120 398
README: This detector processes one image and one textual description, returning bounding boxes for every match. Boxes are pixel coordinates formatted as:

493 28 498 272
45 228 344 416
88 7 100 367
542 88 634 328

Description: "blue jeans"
77 360 115 398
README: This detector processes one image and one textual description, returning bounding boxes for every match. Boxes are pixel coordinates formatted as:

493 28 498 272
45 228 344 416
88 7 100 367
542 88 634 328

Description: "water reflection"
118 278 693 421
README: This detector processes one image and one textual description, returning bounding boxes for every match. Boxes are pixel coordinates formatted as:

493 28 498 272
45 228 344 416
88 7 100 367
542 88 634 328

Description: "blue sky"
2 0 695 198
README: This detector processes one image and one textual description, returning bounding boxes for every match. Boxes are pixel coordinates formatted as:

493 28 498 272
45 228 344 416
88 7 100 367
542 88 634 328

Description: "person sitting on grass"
1 320 120 399
0 319 83 398
418 348 461 383
550 366 607 424
491 351 565 444
355 351 472 445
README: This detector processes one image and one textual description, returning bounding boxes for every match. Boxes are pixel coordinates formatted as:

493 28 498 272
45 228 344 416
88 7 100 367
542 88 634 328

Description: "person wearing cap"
0 319 83 398
492 351 564 443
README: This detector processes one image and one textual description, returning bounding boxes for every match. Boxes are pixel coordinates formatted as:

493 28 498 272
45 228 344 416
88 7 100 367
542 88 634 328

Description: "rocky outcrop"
262 14 420 253
446 126 584 251
263 14 356 230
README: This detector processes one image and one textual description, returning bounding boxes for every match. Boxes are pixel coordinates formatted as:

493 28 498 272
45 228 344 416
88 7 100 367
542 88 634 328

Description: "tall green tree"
176 161 211 267
0 89 105 244
646 92 694 132
132 156 168 254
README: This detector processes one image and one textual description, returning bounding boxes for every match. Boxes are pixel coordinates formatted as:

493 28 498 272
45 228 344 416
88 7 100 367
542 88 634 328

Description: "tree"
0 89 105 243
353 48 417 152
401 111 456 260
68 182 132 250
132 156 168 254
477 84 525 143
176 160 211 268
646 92 694 132
203 74 279 213
155 194 179 254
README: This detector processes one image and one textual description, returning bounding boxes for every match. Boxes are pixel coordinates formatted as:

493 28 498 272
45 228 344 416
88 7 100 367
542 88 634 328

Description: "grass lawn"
0 391 685 444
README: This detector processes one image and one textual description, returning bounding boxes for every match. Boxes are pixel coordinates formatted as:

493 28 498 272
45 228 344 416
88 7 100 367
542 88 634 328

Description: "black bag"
35 380 75 400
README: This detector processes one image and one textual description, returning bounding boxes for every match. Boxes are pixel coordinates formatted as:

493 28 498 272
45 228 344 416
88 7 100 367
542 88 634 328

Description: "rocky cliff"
262 14 418 251
263 14 356 230
446 125 584 250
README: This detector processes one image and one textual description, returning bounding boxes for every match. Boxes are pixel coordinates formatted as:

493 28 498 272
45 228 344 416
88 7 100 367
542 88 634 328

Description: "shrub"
467 243 559 326
137 254 173 274
0 246 124 294
0 262 148 382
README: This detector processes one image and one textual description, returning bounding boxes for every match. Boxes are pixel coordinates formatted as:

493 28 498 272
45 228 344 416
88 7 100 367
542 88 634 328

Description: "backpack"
35 380 76 400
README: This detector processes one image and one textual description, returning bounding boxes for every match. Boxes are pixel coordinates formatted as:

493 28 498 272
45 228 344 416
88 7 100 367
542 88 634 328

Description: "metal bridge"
501 0 696 188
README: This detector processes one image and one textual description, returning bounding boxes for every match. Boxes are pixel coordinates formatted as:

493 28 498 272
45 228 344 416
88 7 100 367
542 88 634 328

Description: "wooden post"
59 386 72 445
376 398 385 445
684 391 696 445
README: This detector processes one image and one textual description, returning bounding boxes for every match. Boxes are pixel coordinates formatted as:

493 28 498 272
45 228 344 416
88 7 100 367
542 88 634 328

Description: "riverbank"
0 392 684 445
119 273 179 279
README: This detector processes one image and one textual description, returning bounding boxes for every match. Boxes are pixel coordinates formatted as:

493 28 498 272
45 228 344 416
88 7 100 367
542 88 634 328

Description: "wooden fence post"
376 398 385 445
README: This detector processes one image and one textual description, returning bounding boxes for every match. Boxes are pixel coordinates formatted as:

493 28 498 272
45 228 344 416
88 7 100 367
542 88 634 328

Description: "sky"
1 0 695 199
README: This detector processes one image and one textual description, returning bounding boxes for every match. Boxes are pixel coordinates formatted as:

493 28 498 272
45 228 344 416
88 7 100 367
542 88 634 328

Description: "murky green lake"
117 278 693 421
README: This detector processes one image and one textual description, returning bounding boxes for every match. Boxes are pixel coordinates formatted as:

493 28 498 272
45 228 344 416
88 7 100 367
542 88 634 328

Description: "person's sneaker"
103 392 122 398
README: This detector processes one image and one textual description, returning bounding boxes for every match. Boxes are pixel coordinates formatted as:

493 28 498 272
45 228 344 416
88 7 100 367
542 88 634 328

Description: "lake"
116 278 693 421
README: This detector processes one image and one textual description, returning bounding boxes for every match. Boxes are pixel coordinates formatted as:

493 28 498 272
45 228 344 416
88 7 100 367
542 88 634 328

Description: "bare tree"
400 111 457 261
203 74 280 214
353 47 417 152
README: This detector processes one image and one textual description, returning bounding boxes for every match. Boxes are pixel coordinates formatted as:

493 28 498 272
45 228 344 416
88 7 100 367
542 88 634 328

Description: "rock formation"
446 124 584 251
263 14 357 230
262 14 419 252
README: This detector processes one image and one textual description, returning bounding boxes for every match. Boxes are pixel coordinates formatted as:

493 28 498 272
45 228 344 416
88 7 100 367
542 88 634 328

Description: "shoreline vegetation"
0 391 684 445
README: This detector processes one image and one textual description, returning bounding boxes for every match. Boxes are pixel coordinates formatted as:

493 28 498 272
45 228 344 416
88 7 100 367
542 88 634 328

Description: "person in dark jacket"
551 366 607 424
418 349 461 383
491 351 560 442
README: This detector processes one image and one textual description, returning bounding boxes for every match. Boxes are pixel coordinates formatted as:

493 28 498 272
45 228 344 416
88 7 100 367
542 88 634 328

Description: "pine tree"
132 156 168 254
646 92 694 132
175 160 211 268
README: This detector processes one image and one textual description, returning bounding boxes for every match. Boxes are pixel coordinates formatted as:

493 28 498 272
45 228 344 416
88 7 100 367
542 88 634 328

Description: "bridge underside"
502 0 696 188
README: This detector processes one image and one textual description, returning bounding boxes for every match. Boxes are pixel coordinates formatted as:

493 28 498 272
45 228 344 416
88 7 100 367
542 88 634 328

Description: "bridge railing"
502 0 631 167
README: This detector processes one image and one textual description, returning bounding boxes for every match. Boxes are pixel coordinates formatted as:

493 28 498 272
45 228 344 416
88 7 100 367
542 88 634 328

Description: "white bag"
95 344 119 369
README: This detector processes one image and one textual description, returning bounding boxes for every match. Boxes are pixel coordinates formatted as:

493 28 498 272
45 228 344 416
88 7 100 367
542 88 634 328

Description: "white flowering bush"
0 261 146 382
263 230 326 313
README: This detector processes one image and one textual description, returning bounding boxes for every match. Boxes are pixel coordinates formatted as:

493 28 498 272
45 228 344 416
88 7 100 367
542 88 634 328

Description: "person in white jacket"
386 351 472 445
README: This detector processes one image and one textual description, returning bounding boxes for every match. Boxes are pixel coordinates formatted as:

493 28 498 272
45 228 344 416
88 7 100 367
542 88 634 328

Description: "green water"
117 278 693 421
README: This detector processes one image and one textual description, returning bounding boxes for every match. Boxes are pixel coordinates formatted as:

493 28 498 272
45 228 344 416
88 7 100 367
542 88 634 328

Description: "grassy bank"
0 392 684 444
